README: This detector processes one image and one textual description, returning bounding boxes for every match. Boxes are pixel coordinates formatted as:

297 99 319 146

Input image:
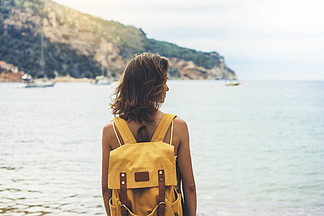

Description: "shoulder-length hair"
110 53 169 122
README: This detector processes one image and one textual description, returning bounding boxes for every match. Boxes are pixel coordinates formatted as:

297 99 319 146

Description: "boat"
225 82 240 86
92 75 111 85
225 80 240 86
25 13 55 88
21 73 32 83
91 45 111 85
25 79 55 88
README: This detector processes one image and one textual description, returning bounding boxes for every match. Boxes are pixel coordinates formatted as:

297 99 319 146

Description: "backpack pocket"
170 187 183 216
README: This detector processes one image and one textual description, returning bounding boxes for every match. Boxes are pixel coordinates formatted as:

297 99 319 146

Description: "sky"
52 0 324 80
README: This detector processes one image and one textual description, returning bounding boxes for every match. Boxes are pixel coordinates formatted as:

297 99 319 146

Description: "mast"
40 0 46 79
100 45 104 76
40 30 46 79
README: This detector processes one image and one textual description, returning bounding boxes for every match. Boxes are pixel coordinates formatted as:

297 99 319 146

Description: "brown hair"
110 52 169 123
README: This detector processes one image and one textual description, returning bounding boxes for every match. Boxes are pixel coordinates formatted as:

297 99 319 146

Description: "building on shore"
0 61 19 73
0 61 24 82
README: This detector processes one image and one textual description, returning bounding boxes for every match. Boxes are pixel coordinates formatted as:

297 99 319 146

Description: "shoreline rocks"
0 71 24 82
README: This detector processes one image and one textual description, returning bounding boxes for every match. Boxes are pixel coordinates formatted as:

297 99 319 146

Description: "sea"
0 80 323 216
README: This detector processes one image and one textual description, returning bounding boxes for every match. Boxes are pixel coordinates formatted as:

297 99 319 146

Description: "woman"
101 53 196 216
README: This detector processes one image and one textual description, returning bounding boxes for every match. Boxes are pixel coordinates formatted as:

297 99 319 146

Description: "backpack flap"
108 142 177 189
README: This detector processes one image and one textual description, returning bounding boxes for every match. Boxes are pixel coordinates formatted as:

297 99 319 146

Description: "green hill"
0 0 237 80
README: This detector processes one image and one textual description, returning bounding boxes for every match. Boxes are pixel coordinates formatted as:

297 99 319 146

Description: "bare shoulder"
102 121 115 147
103 122 114 135
174 116 189 133
103 122 113 134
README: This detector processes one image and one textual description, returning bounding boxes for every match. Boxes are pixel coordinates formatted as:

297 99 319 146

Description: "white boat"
21 73 32 83
25 79 55 88
92 45 111 85
25 16 55 88
92 75 111 85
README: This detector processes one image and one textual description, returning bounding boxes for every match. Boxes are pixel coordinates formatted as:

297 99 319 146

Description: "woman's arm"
176 119 197 216
102 124 112 215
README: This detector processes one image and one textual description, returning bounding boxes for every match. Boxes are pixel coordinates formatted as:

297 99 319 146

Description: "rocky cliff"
0 0 237 80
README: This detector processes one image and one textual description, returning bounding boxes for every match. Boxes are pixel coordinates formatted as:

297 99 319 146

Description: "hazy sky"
53 0 324 80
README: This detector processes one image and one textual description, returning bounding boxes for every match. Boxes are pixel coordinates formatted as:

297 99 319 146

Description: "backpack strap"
158 170 166 216
151 113 176 143
170 121 174 146
120 172 128 216
112 122 122 146
113 117 137 144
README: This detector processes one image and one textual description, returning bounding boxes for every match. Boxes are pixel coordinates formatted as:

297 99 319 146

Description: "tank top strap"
113 117 137 144
151 113 176 143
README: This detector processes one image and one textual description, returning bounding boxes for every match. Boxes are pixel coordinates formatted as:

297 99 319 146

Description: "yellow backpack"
108 113 183 216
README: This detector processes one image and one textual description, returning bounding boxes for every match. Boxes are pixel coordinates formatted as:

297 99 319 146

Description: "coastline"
0 72 91 83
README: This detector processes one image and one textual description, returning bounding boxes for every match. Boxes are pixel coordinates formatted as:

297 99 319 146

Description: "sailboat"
25 17 55 88
93 75 111 85
92 46 111 85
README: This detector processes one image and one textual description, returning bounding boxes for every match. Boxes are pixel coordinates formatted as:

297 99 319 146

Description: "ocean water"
0 80 323 216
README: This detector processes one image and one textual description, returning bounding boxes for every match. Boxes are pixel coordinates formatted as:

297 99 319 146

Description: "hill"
0 0 237 80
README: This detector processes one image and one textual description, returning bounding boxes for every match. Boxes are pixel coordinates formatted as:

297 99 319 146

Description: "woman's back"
101 53 196 216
